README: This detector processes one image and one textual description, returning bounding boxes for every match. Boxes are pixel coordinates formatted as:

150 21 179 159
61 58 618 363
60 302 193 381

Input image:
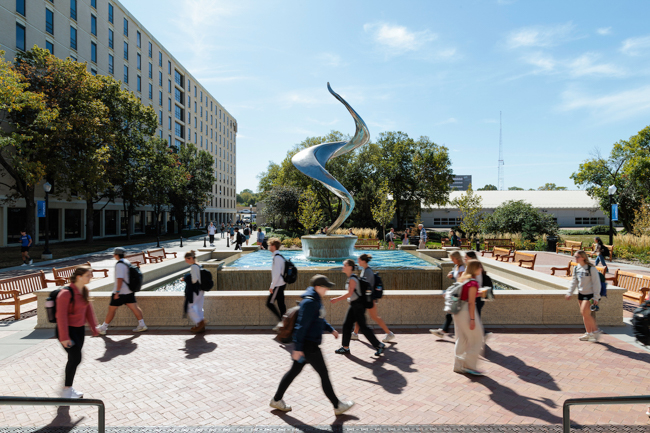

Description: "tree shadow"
272 409 359 431
95 334 139 362
471 376 561 424
30 406 84 432
179 333 218 359
484 346 561 391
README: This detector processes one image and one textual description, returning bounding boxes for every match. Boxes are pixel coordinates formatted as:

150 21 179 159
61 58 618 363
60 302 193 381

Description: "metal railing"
563 395 650 433
0 396 105 433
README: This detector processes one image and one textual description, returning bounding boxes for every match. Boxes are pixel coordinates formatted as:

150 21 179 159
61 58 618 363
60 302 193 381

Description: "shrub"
281 238 294 248
590 225 610 235
292 237 302 248
481 200 558 241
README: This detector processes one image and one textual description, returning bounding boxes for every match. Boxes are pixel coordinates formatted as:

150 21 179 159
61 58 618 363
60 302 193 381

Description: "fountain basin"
301 235 357 260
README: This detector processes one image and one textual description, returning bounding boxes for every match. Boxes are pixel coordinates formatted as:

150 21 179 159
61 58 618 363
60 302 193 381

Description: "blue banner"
612 204 618 221
37 201 46 218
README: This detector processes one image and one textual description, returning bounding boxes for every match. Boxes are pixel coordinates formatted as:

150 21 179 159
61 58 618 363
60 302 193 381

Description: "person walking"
96 248 148 335
220 222 225 238
19 229 33 266
183 251 205 333
244 225 250 246
56 266 100 398
267 238 287 327
234 227 244 250
451 259 485 375
418 224 427 249
449 230 460 247
332 259 386 356
464 251 487 319
207 222 217 247
430 251 465 338
270 274 354 416
229 224 235 243
565 250 602 342
351 254 395 343
257 227 265 249
403 228 410 245
593 237 609 273
387 228 396 250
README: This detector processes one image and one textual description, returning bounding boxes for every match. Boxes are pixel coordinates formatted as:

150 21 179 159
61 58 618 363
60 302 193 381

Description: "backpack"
244 228 249 236
192 264 214 292
275 296 314 344
119 260 143 292
385 233 391 242
600 245 609 257
354 275 374 309
277 254 298 285
443 281 467 315
632 300 650 346
588 265 607 297
45 286 74 323
237 232 245 244
372 272 384 300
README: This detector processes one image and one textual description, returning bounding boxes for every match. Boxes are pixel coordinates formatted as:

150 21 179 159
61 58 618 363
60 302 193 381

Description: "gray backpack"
444 281 467 315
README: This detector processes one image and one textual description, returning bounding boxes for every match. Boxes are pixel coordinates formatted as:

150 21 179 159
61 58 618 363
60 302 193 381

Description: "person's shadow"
179 333 218 359
96 334 139 362
271 408 359 430
600 341 650 363
484 346 561 391
346 350 408 395
30 406 83 432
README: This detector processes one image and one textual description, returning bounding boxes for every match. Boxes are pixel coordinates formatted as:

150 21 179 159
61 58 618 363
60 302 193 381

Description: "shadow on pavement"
179 333 217 359
347 350 408 395
95 334 139 362
600 341 650 363
272 410 359 431
484 346 561 391
30 406 84 432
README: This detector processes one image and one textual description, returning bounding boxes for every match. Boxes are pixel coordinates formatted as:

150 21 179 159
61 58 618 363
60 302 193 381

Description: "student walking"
19 229 33 266
449 230 460 247
565 250 602 342
257 228 265 249
270 275 354 416
351 254 395 343
229 225 235 243
593 237 609 273
96 248 148 335
207 222 217 246
234 227 244 250
387 228 396 250
464 251 487 319
183 251 205 333
220 223 226 238
244 225 250 246
267 238 287 326
56 266 99 398
332 259 386 356
431 251 465 338
403 228 410 245
418 224 427 249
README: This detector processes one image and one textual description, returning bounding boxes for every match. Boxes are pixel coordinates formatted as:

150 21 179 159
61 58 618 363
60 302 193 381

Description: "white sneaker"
350 332 359 341
334 400 354 415
96 324 108 335
382 332 395 343
269 398 291 412
579 333 591 341
272 322 282 333
429 329 445 338
20 264 27 267
589 332 601 342
132 324 148 332
61 387 83 399
29 259 33 265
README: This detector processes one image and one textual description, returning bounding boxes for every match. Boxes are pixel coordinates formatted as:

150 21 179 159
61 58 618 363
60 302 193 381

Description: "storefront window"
105 210 117 236
64 209 82 239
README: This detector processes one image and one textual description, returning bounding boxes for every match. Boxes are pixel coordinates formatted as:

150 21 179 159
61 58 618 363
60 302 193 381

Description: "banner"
611 204 618 221
37 201 46 218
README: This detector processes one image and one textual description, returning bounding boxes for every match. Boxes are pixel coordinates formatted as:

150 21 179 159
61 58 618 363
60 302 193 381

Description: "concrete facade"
0 0 238 245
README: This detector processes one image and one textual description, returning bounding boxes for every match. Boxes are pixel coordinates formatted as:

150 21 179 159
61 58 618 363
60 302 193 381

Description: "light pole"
42 182 52 258
608 185 617 245
249 204 252 224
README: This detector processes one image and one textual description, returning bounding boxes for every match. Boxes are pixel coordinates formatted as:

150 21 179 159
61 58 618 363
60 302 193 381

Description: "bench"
52 262 109 285
147 248 178 261
483 238 515 252
611 270 650 304
587 244 614 261
459 238 471 250
556 240 582 255
0 271 61 320
125 251 162 268
550 261 612 281
355 239 380 249
484 247 513 260
512 251 537 270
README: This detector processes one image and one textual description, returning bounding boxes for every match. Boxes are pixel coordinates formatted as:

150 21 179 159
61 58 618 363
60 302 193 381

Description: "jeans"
267 285 286 320
595 254 607 269
56 326 85 387
342 301 381 348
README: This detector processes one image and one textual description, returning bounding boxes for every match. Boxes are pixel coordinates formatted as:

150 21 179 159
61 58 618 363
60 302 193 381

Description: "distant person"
183 251 205 333
19 229 33 266
207 222 217 247
220 222 226 238
565 250 601 342
431 250 465 338
56 266 99 398
96 248 148 335
244 225 250 246
267 238 287 327
386 228 396 250
449 230 460 247
403 228 410 245
234 227 244 250
229 225 235 243
270 275 354 416
257 228 265 249
418 224 427 249
348 228 354 236
593 237 609 273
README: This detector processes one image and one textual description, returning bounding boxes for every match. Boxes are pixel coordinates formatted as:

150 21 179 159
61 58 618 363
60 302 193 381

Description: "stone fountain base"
301 235 357 261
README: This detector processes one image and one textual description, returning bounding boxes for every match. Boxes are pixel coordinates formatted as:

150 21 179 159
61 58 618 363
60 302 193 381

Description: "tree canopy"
478 184 498 191
482 200 558 241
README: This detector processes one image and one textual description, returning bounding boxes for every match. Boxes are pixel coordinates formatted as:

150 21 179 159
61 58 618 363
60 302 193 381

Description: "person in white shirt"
387 228 396 250
565 250 602 342
183 250 205 333
268 238 287 327
97 247 147 335
207 222 217 246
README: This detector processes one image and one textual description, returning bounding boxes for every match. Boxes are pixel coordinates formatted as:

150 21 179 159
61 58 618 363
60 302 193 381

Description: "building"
451 175 472 191
422 190 612 228
0 0 237 245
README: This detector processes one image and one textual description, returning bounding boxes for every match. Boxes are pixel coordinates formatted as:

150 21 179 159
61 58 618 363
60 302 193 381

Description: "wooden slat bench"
0 271 61 320
550 261 612 282
52 262 109 285
355 239 380 249
147 248 178 261
512 251 537 270
484 247 514 261
587 244 614 261
125 251 162 268
611 270 650 304
483 238 515 252
459 238 471 250
556 240 582 255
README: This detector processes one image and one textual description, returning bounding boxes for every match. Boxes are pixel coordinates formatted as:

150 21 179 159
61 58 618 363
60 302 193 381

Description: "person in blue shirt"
19 230 33 266
418 224 427 249
270 274 354 416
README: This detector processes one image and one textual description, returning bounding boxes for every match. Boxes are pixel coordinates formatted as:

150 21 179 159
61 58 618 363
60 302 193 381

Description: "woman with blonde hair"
451 259 484 375
430 250 465 338
352 254 395 343
565 250 601 342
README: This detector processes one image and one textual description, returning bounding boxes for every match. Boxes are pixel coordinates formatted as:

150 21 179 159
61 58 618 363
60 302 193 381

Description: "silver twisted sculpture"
291 83 370 235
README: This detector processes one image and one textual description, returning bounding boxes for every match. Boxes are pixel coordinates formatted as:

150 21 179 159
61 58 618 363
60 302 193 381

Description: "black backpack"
601 245 609 257
200 267 214 292
237 232 245 244
385 233 391 242
244 228 250 236
119 260 143 292
372 272 384 300
277 254 298 284
632 300 650 346
45 286 74 323
355 275 374 309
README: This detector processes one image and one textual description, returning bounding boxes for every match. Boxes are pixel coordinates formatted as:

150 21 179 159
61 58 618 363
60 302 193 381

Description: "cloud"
506 22 575 49
520 52 623 78
620 35 650 56
364 22 437 54
522 52 556 72
559 85 650 121
172 0 239 57
596 27 612 36
316 53 344 68
435 117 458 126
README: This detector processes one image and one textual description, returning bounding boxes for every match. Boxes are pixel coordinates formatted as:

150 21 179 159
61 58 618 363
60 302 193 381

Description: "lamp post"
608 185 617 246
249 204 252 224
42 182 52 258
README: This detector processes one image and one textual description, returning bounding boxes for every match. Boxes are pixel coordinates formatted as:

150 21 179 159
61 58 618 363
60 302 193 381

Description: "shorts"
245 235 250 240
109 292 137 306
20 246 30 252
578 293 594 301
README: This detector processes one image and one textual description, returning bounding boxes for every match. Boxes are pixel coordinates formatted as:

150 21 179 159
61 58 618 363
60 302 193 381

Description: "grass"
0 229 205 269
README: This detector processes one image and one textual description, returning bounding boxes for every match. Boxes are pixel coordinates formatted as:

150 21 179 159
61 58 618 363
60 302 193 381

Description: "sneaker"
374 343 386 356
132 324 148 333
96 324 108 335
191 320 205 334
593 329 603 335
20 264 27 267
463 368 485 376
579 333 591 341
61 387 83 399
382 332 395 343
484 332 493 342
350 332 359 341
269 398 291 412
589 332 601 342
429 329 445 338
29 259 33 265
335 347 350 355
272 322 282 333
334 400 354 416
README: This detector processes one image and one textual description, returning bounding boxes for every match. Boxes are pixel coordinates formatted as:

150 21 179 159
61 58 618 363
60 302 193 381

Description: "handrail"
563 395 650 433
0 396 105 433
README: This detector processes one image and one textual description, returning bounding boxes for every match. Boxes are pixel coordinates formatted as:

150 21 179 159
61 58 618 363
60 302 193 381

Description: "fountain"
291 83 369 260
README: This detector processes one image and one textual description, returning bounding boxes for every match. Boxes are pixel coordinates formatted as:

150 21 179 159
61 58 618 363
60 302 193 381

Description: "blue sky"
121 0 650 193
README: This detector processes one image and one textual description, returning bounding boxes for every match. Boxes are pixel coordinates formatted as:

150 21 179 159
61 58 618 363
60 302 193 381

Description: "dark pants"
342 301 381 348
273 341 338 407
56 326 85 387
209 234 215 244
234 242 242 250
267 285 286 320
442 313 453 333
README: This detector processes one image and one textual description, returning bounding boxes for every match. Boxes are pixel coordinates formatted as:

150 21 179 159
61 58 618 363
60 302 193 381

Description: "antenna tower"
498 111 504 190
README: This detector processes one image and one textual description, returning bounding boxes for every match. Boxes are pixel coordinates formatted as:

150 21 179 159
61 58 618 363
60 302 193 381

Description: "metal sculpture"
291 83 369 235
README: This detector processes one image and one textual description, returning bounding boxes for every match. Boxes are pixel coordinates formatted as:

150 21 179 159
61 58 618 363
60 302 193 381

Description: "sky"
121 0 650 193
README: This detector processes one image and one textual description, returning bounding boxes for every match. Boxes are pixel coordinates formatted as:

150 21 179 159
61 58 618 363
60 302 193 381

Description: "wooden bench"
0 271 61 320
586 244 614 261
125 251 162 268
355 239 380 249
483 238 515 251
484 247 513 260
611 270 650 304
556 240 582 255
147 248 178 261
550 261 612 281
459 238 471 250
512 251 537 270
52 262 109 285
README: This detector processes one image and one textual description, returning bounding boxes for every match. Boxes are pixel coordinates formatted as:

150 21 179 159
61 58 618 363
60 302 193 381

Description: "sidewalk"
525 251 650 278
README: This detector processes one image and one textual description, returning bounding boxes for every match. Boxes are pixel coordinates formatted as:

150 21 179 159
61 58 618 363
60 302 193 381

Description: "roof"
427 190 600 210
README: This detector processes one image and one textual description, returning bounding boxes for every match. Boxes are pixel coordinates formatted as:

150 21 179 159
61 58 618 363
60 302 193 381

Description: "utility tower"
498 111 504 191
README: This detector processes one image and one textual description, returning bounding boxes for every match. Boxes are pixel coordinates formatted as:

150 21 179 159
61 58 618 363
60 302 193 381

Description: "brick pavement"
1 329 649 429
529 251 650 278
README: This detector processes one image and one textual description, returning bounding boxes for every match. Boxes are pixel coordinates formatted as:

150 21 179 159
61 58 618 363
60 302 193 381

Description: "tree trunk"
85 200 94 244
24 187 36 242
395 201 402 229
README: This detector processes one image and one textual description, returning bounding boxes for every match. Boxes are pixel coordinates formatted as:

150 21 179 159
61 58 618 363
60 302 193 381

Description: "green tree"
371 180 396 241
262 186 302 229
481 200 558 241
237 189 259 206
508 186 524 190
297 186 324 234
538 183 567 191
478 184 498 191
451 184 484 240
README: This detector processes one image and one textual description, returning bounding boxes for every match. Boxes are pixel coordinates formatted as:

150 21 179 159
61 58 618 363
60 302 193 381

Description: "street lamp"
608 185 617 245
42 182 52 258
249 204 252 223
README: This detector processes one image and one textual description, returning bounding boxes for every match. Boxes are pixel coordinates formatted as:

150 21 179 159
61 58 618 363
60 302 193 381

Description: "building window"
148 42 152 58
91 68 97 76
159 111 162 125
174 105 183 121
123 18 128 36
175 122 183 138
108 29 113 49
137 31 141 48
16 0 26 16
46 9 54 35
70 26 77 50
158 71 162 86
123 41 128 60
158 51 162 67
91 14 97 35
168 98 171 111
175 88 183 104
575 217 605 226
175 139 183 149
168 117 171 130
187 96 190 108
148 83 152 99
70 0 77 20
46 41 54 54
168 79 171 93
108 54 114 74
70 55 77 62
137 53 141 70
148 62 152 79
91 42 97 63
137 75 141 92
168 61 171 74
174 70 183 87
123 64 128 83
158 91 162 106
108 3 113 23
91 0 96 8
168 135 172 146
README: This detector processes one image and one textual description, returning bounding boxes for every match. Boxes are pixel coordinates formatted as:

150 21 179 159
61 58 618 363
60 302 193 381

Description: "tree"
451 184 484 240
633 200 650 236
478 184 498 191
237 189 259 206
262 186 301 229
538 183 567 191
297 186 324 234
371 180 396 241
481 200 558 241
508 186 524 190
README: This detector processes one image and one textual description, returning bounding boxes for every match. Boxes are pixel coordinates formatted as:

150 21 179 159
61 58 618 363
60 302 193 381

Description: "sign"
37 201 46 218
612 204 618 221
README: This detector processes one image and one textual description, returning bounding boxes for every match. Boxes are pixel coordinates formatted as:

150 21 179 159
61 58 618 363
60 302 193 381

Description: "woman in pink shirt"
56 266 99 398
452 260 485 376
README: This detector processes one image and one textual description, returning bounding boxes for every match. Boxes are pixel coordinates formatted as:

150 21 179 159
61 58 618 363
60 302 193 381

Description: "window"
174 70 183 87
137 53 141 70
70 0 77 20
108 3 113 23
123 18 128 36
123 41 128 60
188 79 191 91
168 79 171 93
91 14 97 36
168 135 172 146
137 31 141 48
187 96 190 108
148 62 152 79
158 71 162 86
70 26 77 50
91 42 97 63
70 55 77 62
167 61 171 74
168 117 171 130
123 64 128 83
148 83 152 99
175 105 183 121
46 9 54 35
159 111 162 125
175 122 183 138
46 41 54 54
91 0 96 8
16 0 25 16
175 88 183 104
158 91 162 106
137 75 141 92
91 68 97 76
158 51 162 67
108 29 113 49
148 42 152 58
175 139 183 149
108 54 114 74
168 98 171 111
